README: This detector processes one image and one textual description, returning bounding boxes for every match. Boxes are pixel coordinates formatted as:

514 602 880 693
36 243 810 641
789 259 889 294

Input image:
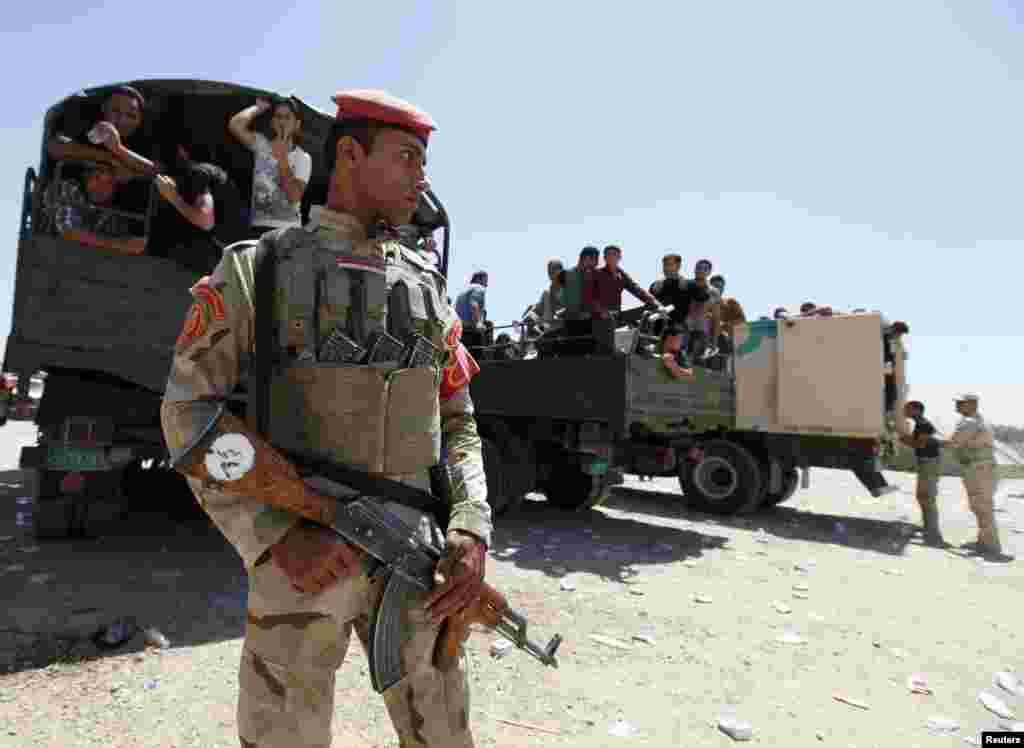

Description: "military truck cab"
469 310 908 516
6 79 451 537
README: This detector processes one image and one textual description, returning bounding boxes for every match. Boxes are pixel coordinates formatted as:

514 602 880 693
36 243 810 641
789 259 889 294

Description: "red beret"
331 89 437 145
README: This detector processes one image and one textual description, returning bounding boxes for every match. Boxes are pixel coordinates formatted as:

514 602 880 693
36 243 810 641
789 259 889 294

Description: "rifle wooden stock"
174 411 338 527
433 582 508 671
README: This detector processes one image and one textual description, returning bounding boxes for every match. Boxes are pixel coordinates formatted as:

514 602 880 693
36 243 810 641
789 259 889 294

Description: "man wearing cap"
161 89 490 746
942 394 1011 561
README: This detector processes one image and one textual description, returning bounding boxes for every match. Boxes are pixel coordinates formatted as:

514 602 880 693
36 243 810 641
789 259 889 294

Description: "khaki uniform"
161 207 491 747
949 413 1000 552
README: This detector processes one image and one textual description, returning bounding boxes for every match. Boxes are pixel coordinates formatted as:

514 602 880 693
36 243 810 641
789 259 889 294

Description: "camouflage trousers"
962 461 1000 550
238 510 474 747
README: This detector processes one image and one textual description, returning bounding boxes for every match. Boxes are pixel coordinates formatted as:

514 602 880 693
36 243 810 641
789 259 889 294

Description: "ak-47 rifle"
176 410 562 694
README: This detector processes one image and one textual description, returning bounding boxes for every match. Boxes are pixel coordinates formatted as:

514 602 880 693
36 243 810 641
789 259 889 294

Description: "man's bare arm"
63 229 145 256
228 101 270 149
275 156 307 203
47 136 118 169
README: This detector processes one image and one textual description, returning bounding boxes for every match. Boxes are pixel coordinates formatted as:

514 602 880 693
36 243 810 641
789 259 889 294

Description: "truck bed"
470 354 735 438
4 234 200 392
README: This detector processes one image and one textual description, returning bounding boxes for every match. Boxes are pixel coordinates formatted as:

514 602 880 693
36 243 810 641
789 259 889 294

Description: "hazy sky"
0 1 1021 413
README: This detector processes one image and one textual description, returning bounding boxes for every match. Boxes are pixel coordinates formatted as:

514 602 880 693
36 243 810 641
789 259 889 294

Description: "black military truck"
470 309 909 516
5 79 451 537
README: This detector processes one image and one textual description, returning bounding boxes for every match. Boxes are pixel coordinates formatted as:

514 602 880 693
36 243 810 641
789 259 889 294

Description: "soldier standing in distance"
161 89 491 746
943 393 1012 562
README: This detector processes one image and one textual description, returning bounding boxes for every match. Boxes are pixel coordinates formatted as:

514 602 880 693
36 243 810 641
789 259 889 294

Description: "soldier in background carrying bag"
161 89 491 746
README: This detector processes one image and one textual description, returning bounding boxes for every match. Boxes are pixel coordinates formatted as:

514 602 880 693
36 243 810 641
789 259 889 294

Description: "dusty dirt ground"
1 420 1022 747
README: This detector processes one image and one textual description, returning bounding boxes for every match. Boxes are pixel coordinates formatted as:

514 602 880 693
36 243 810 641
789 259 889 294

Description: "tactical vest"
257 224 454 477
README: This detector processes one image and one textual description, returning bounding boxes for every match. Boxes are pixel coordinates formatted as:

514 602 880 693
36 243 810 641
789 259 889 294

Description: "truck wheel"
477 421 535 516
762 467 799 508
679 439 764 515
30 470 77 538
481 436 513 516
545 463 615 511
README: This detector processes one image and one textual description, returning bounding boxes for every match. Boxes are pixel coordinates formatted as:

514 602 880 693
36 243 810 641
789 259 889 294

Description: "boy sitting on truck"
659 325 695 380
41 163 146 256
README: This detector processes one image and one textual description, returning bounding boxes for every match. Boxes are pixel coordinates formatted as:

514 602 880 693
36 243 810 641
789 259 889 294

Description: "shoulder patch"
176 275 227 353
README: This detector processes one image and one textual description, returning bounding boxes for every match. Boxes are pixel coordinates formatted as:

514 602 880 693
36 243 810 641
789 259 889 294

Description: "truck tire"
545 462 616 511
31 470 77 539
481 436 513 516
679 439 764 515
762 467 799 508
477 421 535 516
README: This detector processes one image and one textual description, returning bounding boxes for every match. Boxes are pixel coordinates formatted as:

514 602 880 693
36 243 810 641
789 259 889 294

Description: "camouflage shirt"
161 207 492 569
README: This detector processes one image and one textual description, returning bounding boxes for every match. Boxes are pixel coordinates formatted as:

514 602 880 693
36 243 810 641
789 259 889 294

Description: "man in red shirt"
584 245 663 354
585 245 662 319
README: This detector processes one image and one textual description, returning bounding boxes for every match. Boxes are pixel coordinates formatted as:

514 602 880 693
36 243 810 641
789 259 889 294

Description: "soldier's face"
663 258 680 276
359 128 427 225
103 94 143 139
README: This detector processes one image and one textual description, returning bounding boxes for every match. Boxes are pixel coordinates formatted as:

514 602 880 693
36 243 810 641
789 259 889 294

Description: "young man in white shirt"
228 97 312 234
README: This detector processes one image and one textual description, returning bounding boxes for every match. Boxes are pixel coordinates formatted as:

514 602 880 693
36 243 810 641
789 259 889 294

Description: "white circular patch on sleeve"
205 433 256 482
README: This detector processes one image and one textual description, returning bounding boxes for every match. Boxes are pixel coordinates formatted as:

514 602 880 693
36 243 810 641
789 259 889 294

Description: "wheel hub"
693 456 738 501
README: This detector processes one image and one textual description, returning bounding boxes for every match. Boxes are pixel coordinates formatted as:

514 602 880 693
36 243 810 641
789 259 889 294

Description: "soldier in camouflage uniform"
160 90 491 746
943 393 1012 562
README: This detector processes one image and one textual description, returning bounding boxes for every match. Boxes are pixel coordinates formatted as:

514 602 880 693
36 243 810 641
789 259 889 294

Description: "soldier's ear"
336 135 366 168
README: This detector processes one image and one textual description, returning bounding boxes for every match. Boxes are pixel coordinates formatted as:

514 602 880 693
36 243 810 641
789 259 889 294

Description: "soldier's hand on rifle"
425 530 487 624
269 521 362 595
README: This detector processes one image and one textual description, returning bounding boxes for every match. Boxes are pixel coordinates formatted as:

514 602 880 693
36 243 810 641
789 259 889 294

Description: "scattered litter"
906 674 932 695
773 602 792 614
19 546 39 554
881 568 904 576
28 573 51 584
693 594 713 604
632 626 656 645
143 627 170 649
925 715 960 733
793 592 810 600
589 634 632 651
143 679 158 690
718 715 754 741
999 722 1024 732
792 583 809 592
558 578 576 592
628 588 645 596
93 617 138 649
832 693 869 710
979 691 1015 720
493 717 561 735
794 560 816 573
489 639 514 658
995 671 1021 696
682 559 698 568
776 632 806 645
608 719 637 737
